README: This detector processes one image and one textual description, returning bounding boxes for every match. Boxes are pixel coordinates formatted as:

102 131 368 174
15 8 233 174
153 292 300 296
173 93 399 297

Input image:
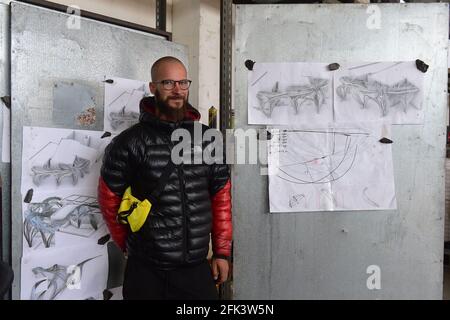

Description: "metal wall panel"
10 1 187 299
0 3 10 266
233 3 448 299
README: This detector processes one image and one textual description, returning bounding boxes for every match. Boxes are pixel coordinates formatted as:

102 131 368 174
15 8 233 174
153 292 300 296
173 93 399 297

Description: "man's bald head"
151 56 186 81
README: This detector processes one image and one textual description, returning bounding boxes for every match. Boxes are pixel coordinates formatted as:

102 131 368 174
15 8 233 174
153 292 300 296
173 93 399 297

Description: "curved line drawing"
362 187 380 208
272 128 369 185
389 195 396 208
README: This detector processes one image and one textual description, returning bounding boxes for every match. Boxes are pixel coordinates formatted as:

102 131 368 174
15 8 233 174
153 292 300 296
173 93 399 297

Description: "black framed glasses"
153 79 192 90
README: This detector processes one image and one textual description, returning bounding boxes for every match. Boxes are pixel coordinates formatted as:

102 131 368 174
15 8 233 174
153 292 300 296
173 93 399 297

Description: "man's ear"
149 82 156 95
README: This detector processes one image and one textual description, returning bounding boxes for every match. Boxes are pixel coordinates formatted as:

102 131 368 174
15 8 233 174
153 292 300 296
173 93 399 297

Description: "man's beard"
154 90 188 122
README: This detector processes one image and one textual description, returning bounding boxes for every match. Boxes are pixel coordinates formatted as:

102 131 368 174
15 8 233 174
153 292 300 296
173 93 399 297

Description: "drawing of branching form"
273 128 371 185
23 195 102 249
109 106 140 130
256 78 330 117
28 129 107 187
386 79 420 113
256 82 289 117
362 187 380 208
31 156 90 186
24 197 62 248
30 255 100 300
336 75 420 117
286 77 329 114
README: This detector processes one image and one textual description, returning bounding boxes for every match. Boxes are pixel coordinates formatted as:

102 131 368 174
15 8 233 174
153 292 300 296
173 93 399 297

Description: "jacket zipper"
172 122 188 264
178 162 187 263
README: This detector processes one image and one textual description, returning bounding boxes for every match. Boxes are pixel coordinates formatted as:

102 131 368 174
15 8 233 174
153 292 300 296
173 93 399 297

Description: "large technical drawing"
268 122 397 212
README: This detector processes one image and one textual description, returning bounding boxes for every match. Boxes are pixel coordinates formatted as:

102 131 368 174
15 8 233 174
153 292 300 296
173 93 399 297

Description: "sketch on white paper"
21 244 108 300
21 126 112 193
248 62 333 125
104 77 149 134
22 190 107 253
268 122 396 212
334 61 424 124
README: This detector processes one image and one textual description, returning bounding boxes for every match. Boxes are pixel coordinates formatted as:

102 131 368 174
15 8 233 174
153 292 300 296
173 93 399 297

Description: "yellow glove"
117 187 152 232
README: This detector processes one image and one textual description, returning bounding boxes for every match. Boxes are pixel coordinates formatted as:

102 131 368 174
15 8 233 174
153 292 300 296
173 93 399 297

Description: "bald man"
98 57 232 300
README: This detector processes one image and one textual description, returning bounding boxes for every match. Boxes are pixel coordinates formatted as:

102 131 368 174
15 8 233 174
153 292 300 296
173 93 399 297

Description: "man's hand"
211 258 229 285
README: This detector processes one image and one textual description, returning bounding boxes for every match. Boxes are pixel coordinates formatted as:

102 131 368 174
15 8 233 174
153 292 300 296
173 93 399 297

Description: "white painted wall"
173 0 221 124
172 0 200 113
198 0 221 125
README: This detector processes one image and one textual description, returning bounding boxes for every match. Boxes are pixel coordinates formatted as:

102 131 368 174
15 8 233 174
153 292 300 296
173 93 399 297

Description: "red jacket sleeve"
211 179 232 259
98 176 128 251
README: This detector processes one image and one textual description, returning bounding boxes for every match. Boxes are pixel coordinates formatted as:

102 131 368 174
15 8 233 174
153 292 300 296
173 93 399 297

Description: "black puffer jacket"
99 97 231 269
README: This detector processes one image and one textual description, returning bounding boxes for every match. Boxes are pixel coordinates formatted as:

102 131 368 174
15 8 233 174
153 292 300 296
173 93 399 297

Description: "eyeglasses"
153 79 192 90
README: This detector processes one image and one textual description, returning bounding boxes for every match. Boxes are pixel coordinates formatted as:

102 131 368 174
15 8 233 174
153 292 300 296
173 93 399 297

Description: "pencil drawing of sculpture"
23 195 102 248
30 255 100 300
108 106 140 130
336 75 420 117
256 77 329 117
31 157 90 186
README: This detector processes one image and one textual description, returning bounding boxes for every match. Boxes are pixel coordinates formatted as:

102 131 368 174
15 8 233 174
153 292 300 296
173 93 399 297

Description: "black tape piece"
103 289 113 300
103 79 114 84
24 189 34 203
379 137 393 144
101 132 112 139
328 63 340 71
1 96 11 109
245 60 255 71
257 130 272 141
97 234 111 245
415 59 429 73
